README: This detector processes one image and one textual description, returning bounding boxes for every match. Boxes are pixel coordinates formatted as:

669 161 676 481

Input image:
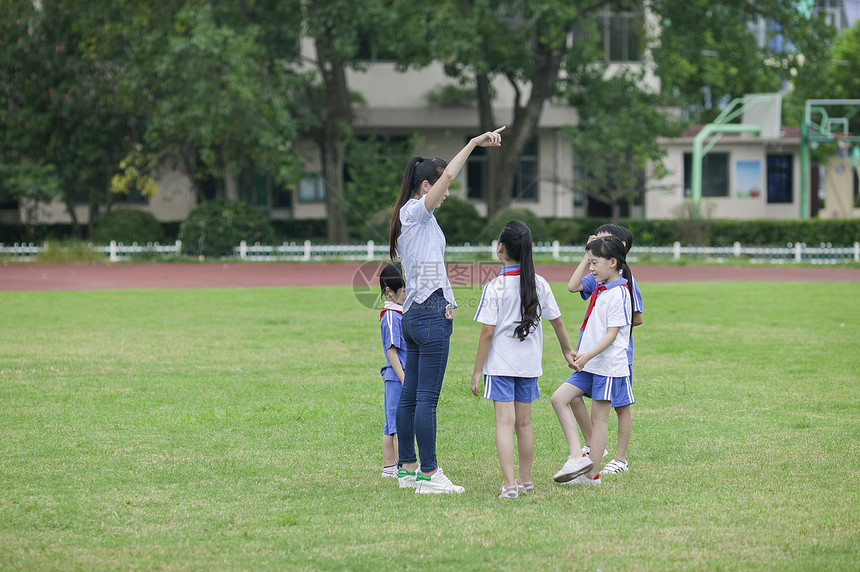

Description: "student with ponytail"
471 220 576 499
390 126 505 494
551 235 634 485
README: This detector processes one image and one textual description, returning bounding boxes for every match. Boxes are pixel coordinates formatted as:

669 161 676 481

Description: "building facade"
7 1 858 231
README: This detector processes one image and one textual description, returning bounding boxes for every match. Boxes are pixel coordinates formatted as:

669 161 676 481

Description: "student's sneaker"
517 482 535 495
499 485 519 499
562 473 602 485
382 466 397 479
397 467 418 489
414 468 465 494
581 445 609 459
600 459 629 475
553 456 594 483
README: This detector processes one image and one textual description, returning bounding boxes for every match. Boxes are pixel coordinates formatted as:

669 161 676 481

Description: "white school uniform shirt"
581 272 643 366
473 266 562 377
396 195 456 312
379 301 406 383
579 279 631 377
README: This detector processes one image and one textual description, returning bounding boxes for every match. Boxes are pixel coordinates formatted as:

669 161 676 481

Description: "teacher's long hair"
388 156 447 260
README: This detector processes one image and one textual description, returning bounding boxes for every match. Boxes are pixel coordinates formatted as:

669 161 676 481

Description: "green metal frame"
690 96 772 216
800 99 860 219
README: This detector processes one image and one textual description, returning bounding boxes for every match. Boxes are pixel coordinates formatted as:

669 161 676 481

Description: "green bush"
707 219 860 246
178 199 275 258
91 209 165 245
34 240 104 263
475 208 550 244
434 196 486 245
547 219 586 244
357 207 393 244
270 219 328 243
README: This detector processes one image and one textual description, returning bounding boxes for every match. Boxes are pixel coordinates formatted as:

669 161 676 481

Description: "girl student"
566 224 644 476
550 235 634 485
471 221 576 499
378 262 406 479
388 126 505 494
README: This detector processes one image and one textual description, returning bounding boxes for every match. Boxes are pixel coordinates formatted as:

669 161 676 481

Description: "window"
766 154 793 203
356 33 398 62
815 0 848 32
467 137 539 202
0 194 19 210
683 153 729 197
297 174 326 203
237 174 269 208
271 181 292 208
596 2 642 62
113 185 148 206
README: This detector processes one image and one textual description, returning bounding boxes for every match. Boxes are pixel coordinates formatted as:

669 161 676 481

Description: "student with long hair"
567 224 644 475
471 221 576 498
389 127 505 494
551 235 634 485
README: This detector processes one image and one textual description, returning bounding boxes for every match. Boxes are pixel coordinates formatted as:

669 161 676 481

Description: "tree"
402 0 625 221
0 0 142 236
295 0 400 243
94 1 307 205
342 135 415 241
826 21 860 100
650 0 834 122
562 69 680 222
789 19 860 107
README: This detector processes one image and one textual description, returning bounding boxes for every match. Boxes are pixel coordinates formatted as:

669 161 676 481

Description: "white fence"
2 239 859 264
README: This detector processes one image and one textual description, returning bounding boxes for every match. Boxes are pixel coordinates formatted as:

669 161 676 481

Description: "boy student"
379 262 407 479
566 224 643 475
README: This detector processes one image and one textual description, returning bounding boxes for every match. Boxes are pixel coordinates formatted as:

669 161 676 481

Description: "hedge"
2 217 859 247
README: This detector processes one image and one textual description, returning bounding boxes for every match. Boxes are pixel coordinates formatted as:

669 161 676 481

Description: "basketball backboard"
742 93 782 140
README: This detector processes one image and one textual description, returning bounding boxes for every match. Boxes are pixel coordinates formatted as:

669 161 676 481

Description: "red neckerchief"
580 284 607 331
380 307 403 320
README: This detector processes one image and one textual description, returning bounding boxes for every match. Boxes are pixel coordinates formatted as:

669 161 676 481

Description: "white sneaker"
397 467 418 489
600 459 629 475
561 473 602 485
581 445 608 459
553 456 593 483
414 468 465 494
382 466 397 479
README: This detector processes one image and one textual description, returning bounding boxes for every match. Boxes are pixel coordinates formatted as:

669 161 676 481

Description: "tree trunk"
87 201 99 238
479 31 563 221
180 146 206 204
315 30 351 244
63 195 81 239
225 170 239 202
319 133 348 243
611 200 622 224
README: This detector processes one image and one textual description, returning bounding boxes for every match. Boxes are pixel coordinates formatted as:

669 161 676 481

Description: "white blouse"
396 196 456 312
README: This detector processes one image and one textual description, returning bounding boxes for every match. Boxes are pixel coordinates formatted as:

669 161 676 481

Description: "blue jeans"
397 289 452 473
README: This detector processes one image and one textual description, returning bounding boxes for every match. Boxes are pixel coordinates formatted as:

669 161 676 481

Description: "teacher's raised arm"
423 126 504 213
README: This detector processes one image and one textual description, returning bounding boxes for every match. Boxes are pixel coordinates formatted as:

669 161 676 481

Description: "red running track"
1 262 858 291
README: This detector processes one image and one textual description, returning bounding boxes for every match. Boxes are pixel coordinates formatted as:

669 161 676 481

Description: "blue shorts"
565 371 635 407
577 365 634 401
383 380 402 435
482 375 539 403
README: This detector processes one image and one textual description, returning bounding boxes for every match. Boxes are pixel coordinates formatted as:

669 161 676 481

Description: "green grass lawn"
1 281 858 570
